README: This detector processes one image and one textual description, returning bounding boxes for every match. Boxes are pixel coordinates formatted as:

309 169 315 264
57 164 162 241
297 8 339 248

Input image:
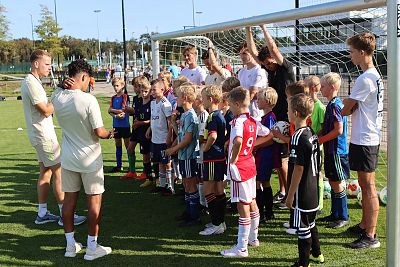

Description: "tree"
34 5 62 58
0 5 10 40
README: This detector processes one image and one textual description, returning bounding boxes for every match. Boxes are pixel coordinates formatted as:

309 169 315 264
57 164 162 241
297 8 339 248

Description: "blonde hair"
195 85 204 101
182 46 197 56
228 86 250 107
304 76 321 93
132 75 149 88
172 75 189 89
177 83 197 103
347 32 376 56
158 70 172 84
290 93 314 119
112 77 125 87
285 80 309 97
258 87 278 107
321 72 341 90
202 84 223 104
30 49 51 63
222 77 240 92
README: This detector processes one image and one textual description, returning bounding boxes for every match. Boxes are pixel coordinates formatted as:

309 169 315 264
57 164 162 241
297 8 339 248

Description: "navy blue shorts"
324 154 350 182
138 138 151 154
179 159 198 178
197 163 204 179
150 143 171 164
203 160 226 182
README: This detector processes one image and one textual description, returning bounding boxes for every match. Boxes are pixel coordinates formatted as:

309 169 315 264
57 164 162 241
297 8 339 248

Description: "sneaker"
248 239 260 247
310 253 325 263
120 172 137 179
286 228 297 235
109 166 123 173
64 242 83 257
276 202 288 210
205 222 227 230
140 179 153 188
327 219 350 229
35 211 59 224
178 218 201 227
58 214 87 226
347 223 365 236
136 172 147 180
162 187 175 196
175 178 183 185
273 191 285 204
84 244 112 261
316 214 337 223
220 245 248 257
290 261 310 267
348 232 381 249
283 222 290 229
199 223 225 235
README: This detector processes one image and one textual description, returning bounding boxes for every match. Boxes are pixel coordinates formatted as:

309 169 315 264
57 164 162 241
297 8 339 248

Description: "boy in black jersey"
285 94 324 267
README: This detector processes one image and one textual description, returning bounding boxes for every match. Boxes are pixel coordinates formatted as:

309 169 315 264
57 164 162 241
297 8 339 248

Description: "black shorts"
138 138 151 154
150 143 171 164
179 159 198 178
114 127 131 139
203 160 226 182
293 208 317 239
349 143 379 172
130 129 138 142
197 163 204 179
324 154 350 182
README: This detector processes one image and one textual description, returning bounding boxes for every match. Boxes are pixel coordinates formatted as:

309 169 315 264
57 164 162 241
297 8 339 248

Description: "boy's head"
320 72 341 98
201 84 223 109
257 87 278 110
150 79 166 99
347 32 376 65
219 92 230 110
238 42 253 65
228 86 250 116
112 77 125 94
258 46 278 71
68 59 94 91
172 75 189 89
304 76 321 94
132 75 149 95
201 49 215 71
140 80 151 99
158 70 172 88
221 77 241 92
288 93 314 122
182 46 197 66
176 83 196 107
193 85 205 111
285 80 309 98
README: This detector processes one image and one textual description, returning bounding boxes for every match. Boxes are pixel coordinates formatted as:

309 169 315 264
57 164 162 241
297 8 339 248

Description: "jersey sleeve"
88 96 104 130
331 103 343 123
184 113 196 133
292 135 310 167
256 120 270 137
350 75 373 102
26 79 46 105
109 96 114 108
162 101 172 118
231 118 244 139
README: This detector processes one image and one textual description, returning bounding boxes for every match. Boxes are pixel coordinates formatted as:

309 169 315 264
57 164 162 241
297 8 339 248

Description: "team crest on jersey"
289 149 297 158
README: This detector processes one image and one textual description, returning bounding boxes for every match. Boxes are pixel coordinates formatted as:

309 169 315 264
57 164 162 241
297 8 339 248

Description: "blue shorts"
203 160 226 182
324 154 350 182
179 159 198 178
150 143 171 164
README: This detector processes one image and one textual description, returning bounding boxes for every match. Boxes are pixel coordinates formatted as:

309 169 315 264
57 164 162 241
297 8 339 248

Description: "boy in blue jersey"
108 78 130 173
166 83 200 226
255 87 282 223
199 85 227 236
317 72 350 229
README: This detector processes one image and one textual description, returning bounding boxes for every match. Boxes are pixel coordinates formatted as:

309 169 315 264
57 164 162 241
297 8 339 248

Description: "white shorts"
61 167 105 195
230 177 256 204
34 139 61 167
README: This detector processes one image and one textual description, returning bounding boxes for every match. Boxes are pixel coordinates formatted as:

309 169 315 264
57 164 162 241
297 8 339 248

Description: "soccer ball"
272 121 290 144
347 179 361 197
357 191 362 206
379 187 387 205
323 181 331 199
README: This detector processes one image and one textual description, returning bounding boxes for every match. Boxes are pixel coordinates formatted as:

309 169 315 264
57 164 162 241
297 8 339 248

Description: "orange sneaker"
121 172 138 180
136 172 147 180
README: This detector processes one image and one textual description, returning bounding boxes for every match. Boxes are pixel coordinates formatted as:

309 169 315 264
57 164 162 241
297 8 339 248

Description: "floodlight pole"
295 0 300 80
386 0 400 266
122 0 127 72
151 40 160 78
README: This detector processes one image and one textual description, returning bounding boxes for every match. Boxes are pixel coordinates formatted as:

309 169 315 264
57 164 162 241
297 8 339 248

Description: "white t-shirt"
204 68 231 85
150 97 172 144
180 66 207 85
349 67 384 146
52 88 104 172
238 64 268 120
21 74 57 146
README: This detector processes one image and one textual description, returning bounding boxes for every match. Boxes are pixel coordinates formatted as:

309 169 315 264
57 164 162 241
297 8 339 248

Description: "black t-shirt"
134 96 152 136
224 109 235 143
287 126 320 211
203 110 226 161
265 58 295 122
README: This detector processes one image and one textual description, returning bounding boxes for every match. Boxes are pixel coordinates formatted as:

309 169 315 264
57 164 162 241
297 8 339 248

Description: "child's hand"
116 112 125 119
165 147 176 156
271 129 283 139
132 120 141 129
145 129 151 139
62 77 74 89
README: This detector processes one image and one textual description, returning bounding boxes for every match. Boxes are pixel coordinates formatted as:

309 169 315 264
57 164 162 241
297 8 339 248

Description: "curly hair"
68 59 94 77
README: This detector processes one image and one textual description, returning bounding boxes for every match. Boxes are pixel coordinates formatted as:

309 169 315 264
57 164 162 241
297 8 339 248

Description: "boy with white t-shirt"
146 79 174 194
221 87 273 258
202 40 231 85
53 59 114 260
237 42 268 120
342 32 384 249
180 46 207 85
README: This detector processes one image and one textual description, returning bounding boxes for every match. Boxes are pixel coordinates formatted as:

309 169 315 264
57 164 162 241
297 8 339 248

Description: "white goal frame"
152 1 400 265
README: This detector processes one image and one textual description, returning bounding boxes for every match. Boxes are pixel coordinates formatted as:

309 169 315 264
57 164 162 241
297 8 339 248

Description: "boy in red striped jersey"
221 87 273 257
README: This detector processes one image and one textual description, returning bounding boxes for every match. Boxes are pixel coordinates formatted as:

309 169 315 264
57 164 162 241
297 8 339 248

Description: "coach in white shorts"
53 59 115 260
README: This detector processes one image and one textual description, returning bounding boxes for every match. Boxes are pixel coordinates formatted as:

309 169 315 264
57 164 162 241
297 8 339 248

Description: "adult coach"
342 32 383 249
180 46 207 85
52 59 114 260
202 40 231 85
21 50 85 226
246 25 295 206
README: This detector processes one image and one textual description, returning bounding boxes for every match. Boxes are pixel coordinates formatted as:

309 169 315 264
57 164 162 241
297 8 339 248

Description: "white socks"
166 169 174 191
237 217 251 251
249 211 260 242
87 235 98 251
58 204 63 217
38 203 48 217
65 232 75 247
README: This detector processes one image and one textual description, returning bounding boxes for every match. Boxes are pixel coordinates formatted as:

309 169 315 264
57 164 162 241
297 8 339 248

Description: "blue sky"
2 0 319 41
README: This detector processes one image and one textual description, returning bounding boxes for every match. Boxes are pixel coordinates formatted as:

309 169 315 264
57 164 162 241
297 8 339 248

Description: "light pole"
191 0 196 27
94 9 102 68
196 11 203 26
54 0 60 70
121 0 127 71
29 13 35 48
